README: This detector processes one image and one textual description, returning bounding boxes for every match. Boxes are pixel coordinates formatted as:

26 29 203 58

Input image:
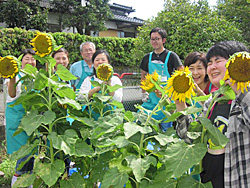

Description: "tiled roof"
113 15 144 24
109 3 135 13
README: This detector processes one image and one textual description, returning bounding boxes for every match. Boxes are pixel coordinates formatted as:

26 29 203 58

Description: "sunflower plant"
223 51 250 93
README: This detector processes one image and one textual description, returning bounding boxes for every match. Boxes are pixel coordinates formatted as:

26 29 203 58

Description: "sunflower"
96 63 113 81
223 51 250 93
0 56 20 79
30 32 54 57
165 67 196 102
141 71 160 93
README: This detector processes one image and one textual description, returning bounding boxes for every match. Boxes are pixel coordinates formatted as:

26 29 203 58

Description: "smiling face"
81 43 95 63
93 53 109 69
54 52 69 70
150 32 166 51
21 53 36 69
207 56 228 88
188 60 206 86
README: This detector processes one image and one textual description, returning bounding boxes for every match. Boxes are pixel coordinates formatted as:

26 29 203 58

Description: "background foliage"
0 0 48 31
0 28 136 71
132 0 246 63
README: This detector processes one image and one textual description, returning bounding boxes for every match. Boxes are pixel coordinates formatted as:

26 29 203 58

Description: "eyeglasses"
150 38 161 42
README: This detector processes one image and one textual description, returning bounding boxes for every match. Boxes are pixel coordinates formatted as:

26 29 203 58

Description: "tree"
0 0 48 31
132 0 245 63
51 0 113 35
217 0 250 45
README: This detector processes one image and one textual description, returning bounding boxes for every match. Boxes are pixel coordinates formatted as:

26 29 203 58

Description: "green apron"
5 74 29 154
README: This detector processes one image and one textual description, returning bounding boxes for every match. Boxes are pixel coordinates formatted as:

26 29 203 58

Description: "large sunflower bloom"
30 32 54 57
96 63 113 81
223 51 250 93
141 71 160 93
0 56 20 79
165 67 196 102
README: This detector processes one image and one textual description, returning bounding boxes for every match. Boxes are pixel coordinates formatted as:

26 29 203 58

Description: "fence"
114 73 143 112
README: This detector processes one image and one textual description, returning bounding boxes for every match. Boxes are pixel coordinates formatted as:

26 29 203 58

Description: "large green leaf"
12 173 36 188
49 130 78 155
57 97 82 110
75 139 94 157
21 110 56 136
22 63 38 76
112 136 130 148
60 172 85 188
9 92 40 107
93 93 112 102
198 117 229 147
34 159 65 187
34 70 48 90
146 175 177 188
165 142 207 178
10 140 39 161
107 84 124 92
177 176 213 188
154 133 180 146
124 122 152 139
126 155 156 182
56 64 77 81
101 167 129 188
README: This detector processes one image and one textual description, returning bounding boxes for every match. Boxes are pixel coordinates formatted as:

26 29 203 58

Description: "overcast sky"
109 0 217 20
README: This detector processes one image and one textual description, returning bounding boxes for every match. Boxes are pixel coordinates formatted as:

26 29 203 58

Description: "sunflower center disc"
173 74 190 93
228 58 250 82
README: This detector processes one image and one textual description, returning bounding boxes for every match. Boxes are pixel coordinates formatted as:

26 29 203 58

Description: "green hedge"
0 27 136 68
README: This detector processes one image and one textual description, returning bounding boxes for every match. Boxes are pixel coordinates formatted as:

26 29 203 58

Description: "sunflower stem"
47 59 54 163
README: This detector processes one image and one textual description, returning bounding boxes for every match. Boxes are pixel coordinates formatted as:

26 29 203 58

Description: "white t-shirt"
4 73 23 103
79 75 123 102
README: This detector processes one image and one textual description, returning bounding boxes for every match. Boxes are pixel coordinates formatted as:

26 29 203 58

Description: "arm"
8 77 17 98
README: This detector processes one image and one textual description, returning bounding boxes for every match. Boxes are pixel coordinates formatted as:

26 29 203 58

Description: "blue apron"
75 60 93 90
5 74 29 154
142 51 171 121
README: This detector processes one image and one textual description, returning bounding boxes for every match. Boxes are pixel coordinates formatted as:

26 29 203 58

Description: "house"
38 1 145 38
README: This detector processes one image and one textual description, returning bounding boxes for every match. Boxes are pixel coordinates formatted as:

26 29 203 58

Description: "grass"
0 141 15 187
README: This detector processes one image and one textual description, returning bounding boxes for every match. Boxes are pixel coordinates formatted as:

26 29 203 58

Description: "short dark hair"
184 51 209 82
150 27 167 39
206 41 249 62
52 48 69 59
21 49 35 61
92 49 111 64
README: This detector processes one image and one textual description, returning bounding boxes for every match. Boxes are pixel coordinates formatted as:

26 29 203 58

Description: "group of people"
4 26 250 187
141 27 250 188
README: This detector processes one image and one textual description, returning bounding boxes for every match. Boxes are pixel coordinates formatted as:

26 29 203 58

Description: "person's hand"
175 99 187 111
142 92 149 102
224 79 241 95
194 83 205 96
154 89 162 98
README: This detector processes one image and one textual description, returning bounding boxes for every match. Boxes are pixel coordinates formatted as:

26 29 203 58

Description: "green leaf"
57 97 82 110
49 130 78 155
112 136 130 148
34 70 48 90
101 167 129 188
12 173 36 188
34 159 65 187
9 92 40 107
165 142 207 178
124 111 136 122
22 63 38 75
198 117 229 147
107 84 124 92
126 155 156 182
21 110 56 136
10 140 39 161
60 172 85 188
90 80 101 87
147 176 177 188
56 64 77 81
124 122 152 139
154 133 180 146
75 139 94 157
177 175 213 188
109 100 124 109
192 94 211 103
93 93 112 102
